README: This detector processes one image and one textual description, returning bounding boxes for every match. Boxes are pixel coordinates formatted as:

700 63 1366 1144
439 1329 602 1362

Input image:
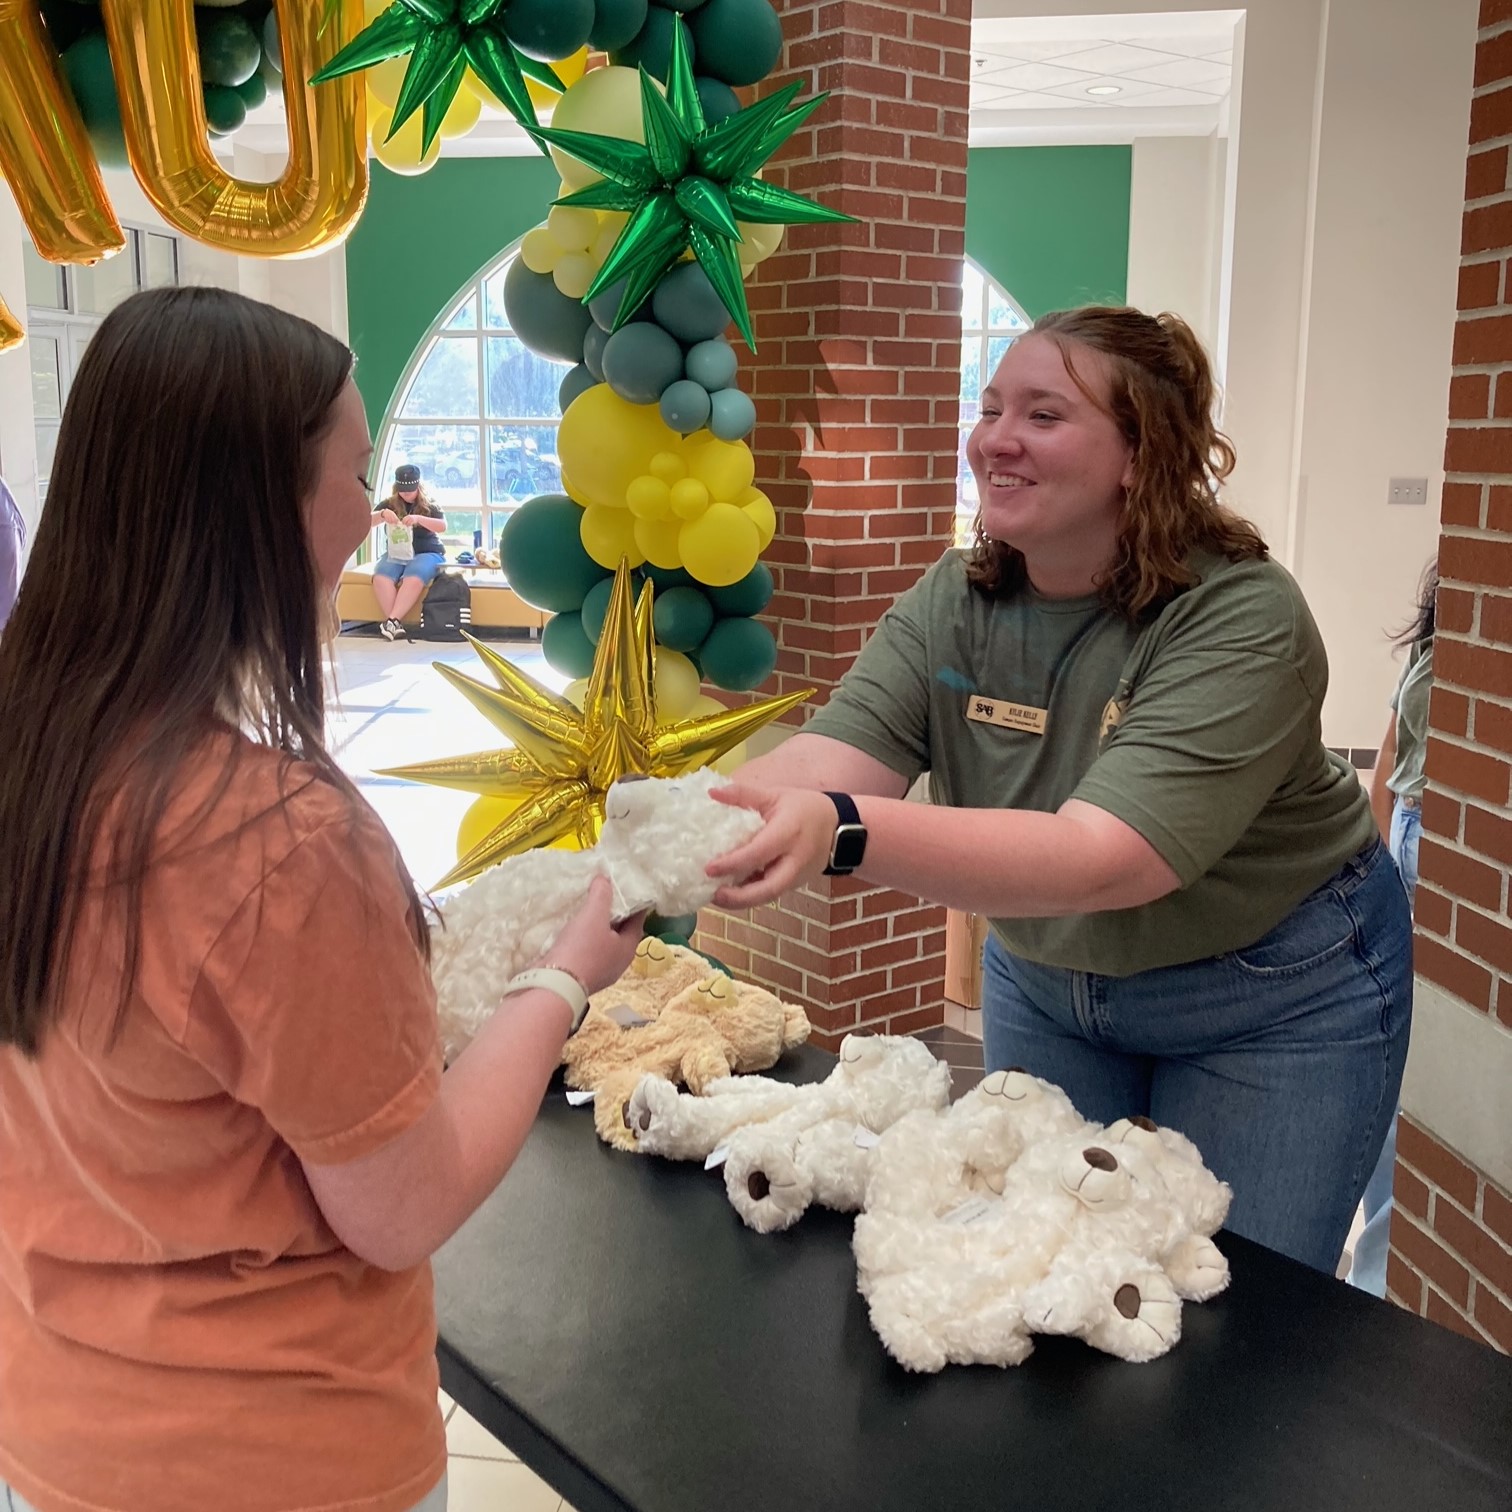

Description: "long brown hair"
965 306 1267 621
0 287 429 1056
383 478 440 516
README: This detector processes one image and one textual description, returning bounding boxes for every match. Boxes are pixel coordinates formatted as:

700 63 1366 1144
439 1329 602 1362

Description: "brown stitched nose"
1083 1147 1118 1172
1114 1284 1142 1319
1131 1115 1158 1132
748 1171 771 1202
638 1108 652 1131
1007 1065 1028 1074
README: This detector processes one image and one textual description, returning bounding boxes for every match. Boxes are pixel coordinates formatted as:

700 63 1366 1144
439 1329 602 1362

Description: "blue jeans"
1347 800 1420 1296
982 841 1413 1275
374 552 444 586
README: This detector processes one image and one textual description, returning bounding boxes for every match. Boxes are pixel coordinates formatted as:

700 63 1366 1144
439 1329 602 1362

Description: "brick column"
694 0 972 1047
1386 0 1512 1353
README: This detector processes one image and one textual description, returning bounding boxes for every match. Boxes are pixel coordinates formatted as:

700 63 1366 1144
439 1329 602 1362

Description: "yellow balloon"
520 225 558 274
739 221 784 261
680 503 761 588
712 741 749 777
741 487 777 550
627 475 673 521
547 67 649 191
650 451 687 484
670 478 711 520
367 56 409 108
552 251 596 300
100 0 368 256
581 504 645 569
654 650 702 721
371 107 440 177
562 677 591 709
439 83 483 141
590 211 628 268
688 695 726 719
0 0 125 265
459 795 577 859
686 435 756 502
547 204 598 251
524 47 588 110
633 516 684 570
559 385 679 512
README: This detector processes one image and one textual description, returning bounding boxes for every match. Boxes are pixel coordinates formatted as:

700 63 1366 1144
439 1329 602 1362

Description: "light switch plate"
1388 477 1429 506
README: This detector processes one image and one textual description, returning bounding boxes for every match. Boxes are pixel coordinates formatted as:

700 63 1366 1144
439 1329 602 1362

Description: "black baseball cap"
394 464 421 487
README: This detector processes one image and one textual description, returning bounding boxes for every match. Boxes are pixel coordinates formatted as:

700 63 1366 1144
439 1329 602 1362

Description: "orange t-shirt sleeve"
185 803 442 1166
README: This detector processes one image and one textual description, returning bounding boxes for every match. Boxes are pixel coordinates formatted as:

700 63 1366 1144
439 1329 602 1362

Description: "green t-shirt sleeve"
1071 623 1318 889
803 578 933 782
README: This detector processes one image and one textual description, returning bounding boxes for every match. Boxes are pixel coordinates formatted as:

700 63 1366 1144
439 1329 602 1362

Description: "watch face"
830 822 868 872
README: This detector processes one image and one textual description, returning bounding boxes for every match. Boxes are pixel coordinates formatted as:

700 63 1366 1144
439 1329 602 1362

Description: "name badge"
965 696 1048 736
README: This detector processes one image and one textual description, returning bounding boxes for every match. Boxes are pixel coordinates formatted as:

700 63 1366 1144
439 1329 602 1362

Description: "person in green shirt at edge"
708 306 1412 1278
1347 561 1436 1297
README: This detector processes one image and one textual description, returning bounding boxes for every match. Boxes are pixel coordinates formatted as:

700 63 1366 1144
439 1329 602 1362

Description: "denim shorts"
375 552 445 586
981 840 1413 1275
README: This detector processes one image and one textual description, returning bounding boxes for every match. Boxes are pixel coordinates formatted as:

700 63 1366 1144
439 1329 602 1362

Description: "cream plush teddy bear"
853 1075 1232 1371
430 770 761 1061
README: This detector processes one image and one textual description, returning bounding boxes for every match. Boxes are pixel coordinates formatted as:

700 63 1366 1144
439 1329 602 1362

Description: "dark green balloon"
541 611 599 679
706 560 773 617
687 0 782 87
498 494 605 611
654 0 708 10
233 68 268 111
651 260 730 343
559 364 598 413
61 33 127 170
203 84 248 137
502 0 595 60
580 574 616 642
699 615 777 691
653 585 715 652
589 0 648 51
647 909 699 939
502 257 593 365
261 9 282 75
37 1 98 53
695 75 740 124
695 949 729 975
657 932 692 952
197 10 262 87
582 323 608 381
642 560 694 591
602 321 684 405
611 7 693 83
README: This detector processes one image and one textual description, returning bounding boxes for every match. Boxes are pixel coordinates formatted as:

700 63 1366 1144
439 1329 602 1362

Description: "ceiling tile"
1040 77 1170 105
981 60 1100 92
1120 57 1233 89
1037 41 1197 77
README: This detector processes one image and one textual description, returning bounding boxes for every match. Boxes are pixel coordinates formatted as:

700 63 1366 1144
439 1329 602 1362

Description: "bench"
336 564 547 635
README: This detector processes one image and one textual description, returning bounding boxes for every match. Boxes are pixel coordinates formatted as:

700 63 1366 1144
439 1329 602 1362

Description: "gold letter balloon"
98 0 367 257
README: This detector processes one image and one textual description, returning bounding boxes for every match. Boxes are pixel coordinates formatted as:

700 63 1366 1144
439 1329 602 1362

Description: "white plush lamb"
625 1034 952 1234
431 770 760 1060
854 1082 1233 1371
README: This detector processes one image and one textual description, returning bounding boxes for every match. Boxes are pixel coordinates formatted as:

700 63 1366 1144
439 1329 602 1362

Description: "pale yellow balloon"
371 108 440 177
633 516 684 570
520 225 559 274
580 504 645 569
552 252 596 300
627 475 673 521
439 84 483 141
525 47 589 111
670 478 711 520
712 741 749 777
547 204 599 252
740 487 777 550
548 67 651 191
654 649 702 721
738 221 785 260
688 695 726 719
367 57 409 109
562 677 591 709
680 503 761 588
591 212 629 267
686 435 756 502
459 794 577 858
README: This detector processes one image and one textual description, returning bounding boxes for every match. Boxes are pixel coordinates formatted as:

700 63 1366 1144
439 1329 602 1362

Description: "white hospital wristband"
501 967 590 1032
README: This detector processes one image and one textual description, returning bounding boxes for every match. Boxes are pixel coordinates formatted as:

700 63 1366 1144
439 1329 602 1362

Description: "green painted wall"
965 145 1131 318
345 146 1132 428
346 155 562 431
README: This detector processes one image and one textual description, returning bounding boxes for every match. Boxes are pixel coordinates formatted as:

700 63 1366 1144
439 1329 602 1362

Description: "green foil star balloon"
534 24 854 349
310 0 564 154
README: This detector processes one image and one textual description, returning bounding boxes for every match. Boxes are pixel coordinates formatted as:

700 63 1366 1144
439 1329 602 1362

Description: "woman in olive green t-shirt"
710 307 1412 1280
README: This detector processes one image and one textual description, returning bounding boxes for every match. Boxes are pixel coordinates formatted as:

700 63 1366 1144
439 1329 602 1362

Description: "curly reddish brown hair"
964 306 1267 622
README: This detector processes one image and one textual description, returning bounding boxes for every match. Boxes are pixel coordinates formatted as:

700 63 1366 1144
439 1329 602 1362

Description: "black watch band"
822 791 868 876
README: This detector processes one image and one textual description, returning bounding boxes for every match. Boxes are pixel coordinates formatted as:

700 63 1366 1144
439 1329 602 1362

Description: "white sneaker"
378 618 398 641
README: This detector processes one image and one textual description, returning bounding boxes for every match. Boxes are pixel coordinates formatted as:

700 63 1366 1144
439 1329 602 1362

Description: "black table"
434 1046 1512 1512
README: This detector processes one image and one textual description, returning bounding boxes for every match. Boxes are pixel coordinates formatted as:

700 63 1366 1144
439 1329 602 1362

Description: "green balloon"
197 10 262 87
62 33 127 170
38 2 98 53
203 84 248 137
582 323 608 381
559 364 598 413
233 68 268 111
706 561 773 617
590 0 648 52
687 0 782 87
685 338 737 390
658 931 693 952
656 0 709 10
651 261 730 343
502 258 593 365
611 7 693 82
647 909 699 939
659 379 712 435
602 322 684 405
502 0 594 60
653 585 715 651
580 574 615 642
700 615 777 691
708 385 756 441
498 494 605 611
695 75 740 124
541 611 599 679
261 9 282 75
643 561 694 591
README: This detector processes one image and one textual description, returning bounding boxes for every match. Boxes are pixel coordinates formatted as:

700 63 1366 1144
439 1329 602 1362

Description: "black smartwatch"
822 792 868 876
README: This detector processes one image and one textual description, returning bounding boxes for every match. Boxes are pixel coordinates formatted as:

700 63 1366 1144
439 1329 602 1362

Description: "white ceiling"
233 9 1243 162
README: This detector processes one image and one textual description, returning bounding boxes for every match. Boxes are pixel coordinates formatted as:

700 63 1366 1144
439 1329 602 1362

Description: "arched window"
956 259 1030 544
373 244 571 555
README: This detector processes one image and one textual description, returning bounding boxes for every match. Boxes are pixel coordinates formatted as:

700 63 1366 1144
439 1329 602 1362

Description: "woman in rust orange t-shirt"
0 288 644 1512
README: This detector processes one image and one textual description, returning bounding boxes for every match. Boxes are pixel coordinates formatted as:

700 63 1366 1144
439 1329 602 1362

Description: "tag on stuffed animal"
604 1004 652 1029
941 1197 992 1225
854 1127 882 1149
565 1089 596 1107
705 1144 731 1170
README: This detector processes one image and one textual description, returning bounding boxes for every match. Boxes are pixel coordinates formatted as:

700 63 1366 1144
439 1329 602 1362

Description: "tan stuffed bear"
563 940 810 1152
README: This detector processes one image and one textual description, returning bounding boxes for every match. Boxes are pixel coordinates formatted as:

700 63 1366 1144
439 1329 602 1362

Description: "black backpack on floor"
418 568 472 641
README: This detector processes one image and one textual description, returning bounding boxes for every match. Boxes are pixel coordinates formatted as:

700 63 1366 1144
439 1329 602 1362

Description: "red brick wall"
696 0 972 1045
1389 0 1512 1351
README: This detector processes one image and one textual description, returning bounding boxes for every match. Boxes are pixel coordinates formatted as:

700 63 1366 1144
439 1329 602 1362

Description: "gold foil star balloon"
380 561 810 888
